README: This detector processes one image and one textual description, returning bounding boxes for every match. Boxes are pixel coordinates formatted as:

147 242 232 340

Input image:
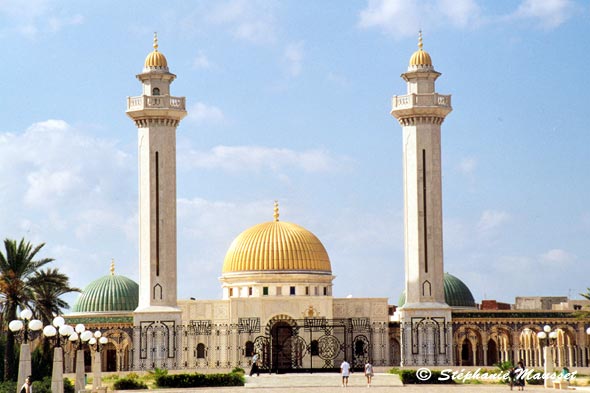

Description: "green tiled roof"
72 274 139 312
398 273 476 308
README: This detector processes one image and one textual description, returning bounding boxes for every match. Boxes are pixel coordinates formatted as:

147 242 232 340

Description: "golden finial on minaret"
273 200 279 222
110 258 115 275
153 32 159 51
418 30 423 50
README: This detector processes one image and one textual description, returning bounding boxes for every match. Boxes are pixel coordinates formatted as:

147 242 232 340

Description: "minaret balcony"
127 95 186 111
391 93 452 118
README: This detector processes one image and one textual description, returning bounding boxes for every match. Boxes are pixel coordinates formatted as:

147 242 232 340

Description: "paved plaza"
110 372 590 392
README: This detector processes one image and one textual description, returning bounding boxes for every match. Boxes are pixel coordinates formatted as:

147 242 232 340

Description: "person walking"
515 361 525 391
364 361 374 387
340 359 351 387
20 376 32 393
249 352 260 377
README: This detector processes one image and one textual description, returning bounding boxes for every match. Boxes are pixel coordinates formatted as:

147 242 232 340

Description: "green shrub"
64 377 75 393
231 367 245 375
0 381 17 393
156 372 244 388
31 376 50 393
400 370 455 384
113 377 148 390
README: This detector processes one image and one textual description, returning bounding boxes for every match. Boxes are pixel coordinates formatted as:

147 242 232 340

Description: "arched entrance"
487 339 498 366
271 321 293 373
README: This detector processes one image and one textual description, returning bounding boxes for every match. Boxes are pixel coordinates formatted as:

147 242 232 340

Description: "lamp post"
69 324 91 393
43 316 74 393
87 331 108 390
8 309 43 393
537 325 557 389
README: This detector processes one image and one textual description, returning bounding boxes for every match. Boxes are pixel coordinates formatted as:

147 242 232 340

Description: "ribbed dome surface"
398 273 476 308
144 50 168 68
72 274 139 313
409 49 432 67
222 221 332 274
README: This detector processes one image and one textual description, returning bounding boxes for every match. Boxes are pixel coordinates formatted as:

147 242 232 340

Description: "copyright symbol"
416 368 432 381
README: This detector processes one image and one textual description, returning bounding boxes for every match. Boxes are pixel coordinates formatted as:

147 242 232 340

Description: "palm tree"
0 238 53 381
576 288 590 319
28 268 80 326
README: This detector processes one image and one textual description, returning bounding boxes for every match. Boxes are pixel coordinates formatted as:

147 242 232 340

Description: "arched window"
196 343 206 359
152 87 160 96
245 341 254 357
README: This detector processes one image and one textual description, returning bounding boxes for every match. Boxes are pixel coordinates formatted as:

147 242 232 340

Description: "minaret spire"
418 30 423 50
391 37 453 366
127 34 186 316
273 200 280 222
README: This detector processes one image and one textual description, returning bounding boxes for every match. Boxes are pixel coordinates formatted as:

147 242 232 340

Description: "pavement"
109 372 588 392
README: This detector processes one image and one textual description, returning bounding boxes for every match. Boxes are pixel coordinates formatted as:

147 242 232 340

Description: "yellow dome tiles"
144 32 168 69
222 220 332 274
409 30 432 67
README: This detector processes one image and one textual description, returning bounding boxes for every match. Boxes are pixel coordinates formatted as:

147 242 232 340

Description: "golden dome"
144 33 168 69
222 203 331 274
409 31 432 67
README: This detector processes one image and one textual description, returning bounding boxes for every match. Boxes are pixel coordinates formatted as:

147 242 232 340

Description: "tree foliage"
0 238 77 382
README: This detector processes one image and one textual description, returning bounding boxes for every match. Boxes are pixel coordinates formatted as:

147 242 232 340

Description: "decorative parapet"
127 95 186 111
392 93 451 110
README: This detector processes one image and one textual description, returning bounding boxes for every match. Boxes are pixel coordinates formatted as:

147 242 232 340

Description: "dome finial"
153 32 159 52
273 200 279 222
110 258 115 275
418 30 423 50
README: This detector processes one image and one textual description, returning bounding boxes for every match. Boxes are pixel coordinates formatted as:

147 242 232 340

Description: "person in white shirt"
20 376 32 393
340 359 351 387
364 361 374 387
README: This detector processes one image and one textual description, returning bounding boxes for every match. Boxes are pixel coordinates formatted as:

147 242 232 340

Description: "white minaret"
391 32 453 366
126 34 186 368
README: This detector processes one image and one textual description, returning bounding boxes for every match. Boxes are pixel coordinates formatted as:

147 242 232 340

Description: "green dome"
72 273 139 313
398 273 476 308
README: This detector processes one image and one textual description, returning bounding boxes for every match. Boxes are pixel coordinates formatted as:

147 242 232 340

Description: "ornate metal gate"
128 317 388 373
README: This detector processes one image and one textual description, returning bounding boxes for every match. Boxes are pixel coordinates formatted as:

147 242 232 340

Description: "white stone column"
74 349 85 393
16 343 31 393
544 346 554 388
92 351 102 389
51 347 64 393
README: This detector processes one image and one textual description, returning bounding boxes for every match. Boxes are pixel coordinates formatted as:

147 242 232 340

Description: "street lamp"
87 330 108 390
9 309 43 393
43 316 73 393
537 325 556 388
69 324 90 393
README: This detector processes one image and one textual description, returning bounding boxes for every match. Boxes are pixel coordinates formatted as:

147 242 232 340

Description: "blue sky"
1 0 589 309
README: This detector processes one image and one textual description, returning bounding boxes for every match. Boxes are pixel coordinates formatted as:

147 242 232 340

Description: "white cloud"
327 72 350 87
180 145 346 173
193 51 212 69
48 14 84 33
25 169 82 207
0 0 83 37
0 119 135 238
205 0 277 44
511 0 574 29
358 0 481 38
0 119 138 304
187 102 226 124
477 210 510 233
283 41 304 77
458 157 477 175
540 248 576 265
